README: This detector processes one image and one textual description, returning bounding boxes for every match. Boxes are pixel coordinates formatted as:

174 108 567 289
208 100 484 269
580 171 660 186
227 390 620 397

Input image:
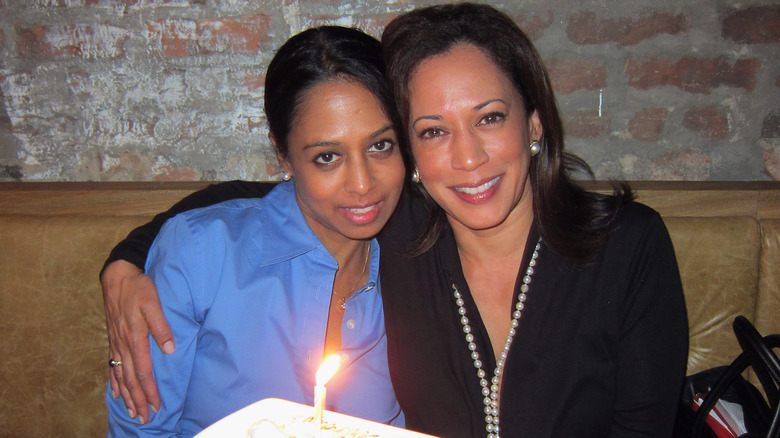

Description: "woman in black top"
101 4 688 437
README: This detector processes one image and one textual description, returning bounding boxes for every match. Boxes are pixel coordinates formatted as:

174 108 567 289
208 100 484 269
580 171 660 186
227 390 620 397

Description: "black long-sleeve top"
105 180 688 438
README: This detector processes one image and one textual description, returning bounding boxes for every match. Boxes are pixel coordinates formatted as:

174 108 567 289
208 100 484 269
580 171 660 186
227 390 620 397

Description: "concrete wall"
0 0 778 182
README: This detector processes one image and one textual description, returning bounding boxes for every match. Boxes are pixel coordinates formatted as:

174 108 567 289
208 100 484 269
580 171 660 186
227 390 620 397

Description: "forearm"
611 217 689 436
106 218 204 436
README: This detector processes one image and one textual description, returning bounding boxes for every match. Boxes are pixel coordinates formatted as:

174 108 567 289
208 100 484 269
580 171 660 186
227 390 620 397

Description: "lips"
342 201 382 225
451 176 501 204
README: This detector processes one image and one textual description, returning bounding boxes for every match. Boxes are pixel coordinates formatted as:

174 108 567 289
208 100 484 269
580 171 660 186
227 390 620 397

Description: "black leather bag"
673 316 780 438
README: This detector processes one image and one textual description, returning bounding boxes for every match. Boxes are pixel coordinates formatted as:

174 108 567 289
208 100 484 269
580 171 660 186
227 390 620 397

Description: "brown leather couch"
1 181 778 437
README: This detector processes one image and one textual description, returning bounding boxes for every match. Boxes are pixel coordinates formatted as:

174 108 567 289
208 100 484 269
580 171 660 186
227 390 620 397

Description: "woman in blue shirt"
105 26 406 436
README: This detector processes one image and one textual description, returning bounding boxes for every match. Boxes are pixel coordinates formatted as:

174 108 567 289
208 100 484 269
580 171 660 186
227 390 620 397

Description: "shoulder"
159 183 293 245
378 189 429 248
611 201 667 238
169 197 265 233
599 201 677 269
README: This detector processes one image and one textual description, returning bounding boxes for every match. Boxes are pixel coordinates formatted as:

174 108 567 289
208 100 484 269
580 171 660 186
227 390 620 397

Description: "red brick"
564 109 611 138
247 117 264 132
682 106 729 140
152 165 200 181
84 0 183 8
722 6 780 44
99 153 153 181
628 107 670 142
762 110 780 139
514 11 554 41
16 23 129 59
626 56 760 94
148 15 271 58
652 150 711 180
302 14 395 39
567 12 687 46
546 59 606 94
243 70 265 92
99 153 201 181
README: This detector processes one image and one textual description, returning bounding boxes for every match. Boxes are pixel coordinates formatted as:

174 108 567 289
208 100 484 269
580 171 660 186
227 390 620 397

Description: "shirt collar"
245 181 324 267
245 181 381 295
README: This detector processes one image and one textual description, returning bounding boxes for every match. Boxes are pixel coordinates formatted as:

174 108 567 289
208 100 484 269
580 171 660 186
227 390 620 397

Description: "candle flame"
315 354 341 386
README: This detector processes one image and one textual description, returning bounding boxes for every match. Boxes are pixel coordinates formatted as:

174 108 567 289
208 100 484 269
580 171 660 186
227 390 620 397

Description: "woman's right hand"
101 260 175 424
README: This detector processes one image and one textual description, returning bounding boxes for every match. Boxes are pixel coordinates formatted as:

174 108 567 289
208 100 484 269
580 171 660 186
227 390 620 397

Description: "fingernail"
139 416 146 425
162 341 175 355
128 408 136 418
112 389 119 398
151 404 159 413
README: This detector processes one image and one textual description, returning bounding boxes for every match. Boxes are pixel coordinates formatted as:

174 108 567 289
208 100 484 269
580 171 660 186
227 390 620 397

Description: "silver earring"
529 140 541 156
411 168 421 183
282 172 292 181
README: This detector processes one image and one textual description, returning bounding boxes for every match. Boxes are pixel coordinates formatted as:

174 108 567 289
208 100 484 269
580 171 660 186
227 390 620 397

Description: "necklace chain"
332 242 370 310
451 238 541 438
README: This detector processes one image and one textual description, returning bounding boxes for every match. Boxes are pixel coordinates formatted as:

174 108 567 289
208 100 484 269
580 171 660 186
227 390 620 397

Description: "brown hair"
382 3 631 263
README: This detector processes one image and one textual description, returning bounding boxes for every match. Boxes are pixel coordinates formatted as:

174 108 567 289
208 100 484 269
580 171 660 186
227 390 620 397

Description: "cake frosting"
248 417 381 438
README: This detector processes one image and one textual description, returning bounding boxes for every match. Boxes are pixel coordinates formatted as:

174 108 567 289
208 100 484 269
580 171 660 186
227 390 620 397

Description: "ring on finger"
108 359 123 367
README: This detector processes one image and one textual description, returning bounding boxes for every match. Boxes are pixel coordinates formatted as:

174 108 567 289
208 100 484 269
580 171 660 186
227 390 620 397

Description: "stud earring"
282 172 292 181
529 140 541 156
411 168 421 183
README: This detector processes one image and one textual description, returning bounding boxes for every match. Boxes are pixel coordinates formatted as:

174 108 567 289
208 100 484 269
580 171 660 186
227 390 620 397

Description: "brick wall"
0 0 777 182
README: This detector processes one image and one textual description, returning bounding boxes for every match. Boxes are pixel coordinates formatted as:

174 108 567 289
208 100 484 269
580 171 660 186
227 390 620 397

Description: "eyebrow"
412 99 508 127
475 99 506 110
302 124 395 150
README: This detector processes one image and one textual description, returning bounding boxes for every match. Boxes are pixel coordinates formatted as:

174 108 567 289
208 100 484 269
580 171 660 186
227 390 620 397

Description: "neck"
331 240 370 272
450 203 534 268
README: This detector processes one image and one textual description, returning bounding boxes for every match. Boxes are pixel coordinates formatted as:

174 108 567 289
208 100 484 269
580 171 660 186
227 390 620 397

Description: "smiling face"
407 44 543 234
277 79 406 250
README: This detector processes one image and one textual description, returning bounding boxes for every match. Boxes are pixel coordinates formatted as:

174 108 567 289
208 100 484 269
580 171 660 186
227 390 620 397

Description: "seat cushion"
0 215 148 437
663 216 761 375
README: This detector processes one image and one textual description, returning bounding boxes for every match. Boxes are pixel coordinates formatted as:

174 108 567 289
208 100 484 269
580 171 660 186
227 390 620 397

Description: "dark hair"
264 26 405 163
382 3 632 264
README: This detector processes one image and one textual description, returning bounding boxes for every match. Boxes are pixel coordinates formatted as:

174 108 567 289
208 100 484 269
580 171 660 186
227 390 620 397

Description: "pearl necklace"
451 238 541 438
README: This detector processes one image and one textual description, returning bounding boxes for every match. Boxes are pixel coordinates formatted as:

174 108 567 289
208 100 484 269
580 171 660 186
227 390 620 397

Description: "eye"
418 127 445 140
478 112 506 126
368 139 395 153
314 152 342 165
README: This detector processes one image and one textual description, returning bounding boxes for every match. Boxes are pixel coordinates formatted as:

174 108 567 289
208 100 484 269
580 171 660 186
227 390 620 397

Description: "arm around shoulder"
611 207 689 437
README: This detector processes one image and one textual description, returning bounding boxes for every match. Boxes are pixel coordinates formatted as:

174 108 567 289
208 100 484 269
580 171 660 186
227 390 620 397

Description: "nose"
345 156 376 195
451 129 489 171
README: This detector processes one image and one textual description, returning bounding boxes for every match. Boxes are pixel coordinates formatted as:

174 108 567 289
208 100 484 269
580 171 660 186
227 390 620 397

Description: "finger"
129 327 162 413
119 350 150 424
109 368 120 399
108 344 121 399
113 360 138 420
147 303 175 356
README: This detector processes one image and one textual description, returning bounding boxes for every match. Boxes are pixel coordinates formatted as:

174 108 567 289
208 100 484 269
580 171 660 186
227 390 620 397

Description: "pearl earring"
411 168 421 183
529 140 541 156
283 172 292 181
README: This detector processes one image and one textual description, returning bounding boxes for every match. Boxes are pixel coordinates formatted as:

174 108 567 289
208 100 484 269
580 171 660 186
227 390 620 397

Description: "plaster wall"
0 0 778 182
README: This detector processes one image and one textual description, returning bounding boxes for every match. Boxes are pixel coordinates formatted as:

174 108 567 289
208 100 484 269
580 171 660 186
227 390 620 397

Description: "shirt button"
347 319 356 329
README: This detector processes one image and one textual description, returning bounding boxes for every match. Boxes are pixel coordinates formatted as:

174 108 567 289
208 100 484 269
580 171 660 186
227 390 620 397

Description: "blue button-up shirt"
106 181 402 437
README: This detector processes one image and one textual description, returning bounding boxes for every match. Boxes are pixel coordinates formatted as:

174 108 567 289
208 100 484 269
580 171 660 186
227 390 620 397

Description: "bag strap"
733 316 780 403
732 316 780 438
692 316 780 438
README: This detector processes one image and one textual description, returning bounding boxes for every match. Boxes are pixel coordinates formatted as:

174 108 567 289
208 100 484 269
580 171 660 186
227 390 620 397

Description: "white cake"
195 398 436 438
248 416 381 438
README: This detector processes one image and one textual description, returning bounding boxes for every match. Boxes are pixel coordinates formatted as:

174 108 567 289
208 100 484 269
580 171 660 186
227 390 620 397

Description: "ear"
270 132 292 177
528 110 543 142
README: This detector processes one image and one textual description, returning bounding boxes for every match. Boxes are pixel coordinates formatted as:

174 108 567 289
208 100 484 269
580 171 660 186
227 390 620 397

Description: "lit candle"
313 354 341 436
